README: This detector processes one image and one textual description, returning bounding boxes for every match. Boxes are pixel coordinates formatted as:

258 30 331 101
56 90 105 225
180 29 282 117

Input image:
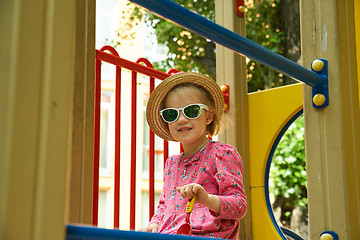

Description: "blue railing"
280 227 304 240
66 224 304 240
129 0 329 108
66 225 221 240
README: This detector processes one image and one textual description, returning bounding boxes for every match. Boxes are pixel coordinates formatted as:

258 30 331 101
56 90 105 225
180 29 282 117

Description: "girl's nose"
177 110 188 123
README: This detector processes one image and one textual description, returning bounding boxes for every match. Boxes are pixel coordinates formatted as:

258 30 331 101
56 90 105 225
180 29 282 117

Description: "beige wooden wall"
215 1 251 239
216 0 360 239
0 1 95 240
1 0 359 240
301 0 360 239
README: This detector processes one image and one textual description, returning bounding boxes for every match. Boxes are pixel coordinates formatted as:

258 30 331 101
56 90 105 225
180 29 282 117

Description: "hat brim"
146 72 224 141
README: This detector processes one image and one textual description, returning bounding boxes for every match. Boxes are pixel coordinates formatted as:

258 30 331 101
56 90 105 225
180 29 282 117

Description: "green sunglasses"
160 103 209 123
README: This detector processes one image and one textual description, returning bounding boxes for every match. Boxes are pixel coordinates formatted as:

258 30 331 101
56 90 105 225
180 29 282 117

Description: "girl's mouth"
178 127 192 132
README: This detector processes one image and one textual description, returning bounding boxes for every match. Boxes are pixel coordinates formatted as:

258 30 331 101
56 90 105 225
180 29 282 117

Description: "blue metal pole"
129 0 326 89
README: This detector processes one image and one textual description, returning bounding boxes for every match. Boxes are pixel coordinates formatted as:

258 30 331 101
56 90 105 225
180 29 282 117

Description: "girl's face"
164 87 214 148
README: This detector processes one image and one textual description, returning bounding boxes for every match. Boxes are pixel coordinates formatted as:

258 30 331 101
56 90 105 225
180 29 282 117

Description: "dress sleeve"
148 155 173 226
210 145 247 220
148 190 166 225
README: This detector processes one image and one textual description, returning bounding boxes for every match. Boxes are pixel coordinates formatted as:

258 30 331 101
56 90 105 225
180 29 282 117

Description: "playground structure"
90 44 304 239
1 0 359 240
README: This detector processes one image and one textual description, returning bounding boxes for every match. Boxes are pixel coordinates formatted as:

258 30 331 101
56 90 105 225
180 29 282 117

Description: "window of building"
96 0 118 79
100 90 114 176
142 103 165 180
140 191 161 228
98 189 113 228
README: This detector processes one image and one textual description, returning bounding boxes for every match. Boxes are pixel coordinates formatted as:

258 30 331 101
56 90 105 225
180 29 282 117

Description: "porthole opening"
266 112 308 240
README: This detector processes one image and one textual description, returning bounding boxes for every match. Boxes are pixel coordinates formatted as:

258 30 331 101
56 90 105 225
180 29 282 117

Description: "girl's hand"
176 183 208 205
139 223 159 232
176 183 220 214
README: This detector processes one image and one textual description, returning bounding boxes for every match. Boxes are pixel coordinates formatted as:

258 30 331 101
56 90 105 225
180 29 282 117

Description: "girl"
142 72 247 239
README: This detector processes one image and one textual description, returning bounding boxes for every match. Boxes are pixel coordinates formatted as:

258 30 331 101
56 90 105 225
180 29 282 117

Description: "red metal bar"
136 58 156 220
130 70 137 230
96 50 169 81
163 140 168 169
166 68 180 75
149 133 155 220
113 61 121 229
100 45 119 55
97 46 122 229
92 57 102 226
163 69 179 167
93 46 183 229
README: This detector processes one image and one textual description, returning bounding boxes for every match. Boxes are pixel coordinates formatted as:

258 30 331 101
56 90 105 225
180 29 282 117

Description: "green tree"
270 115 307 228
246 0 284 91
123 0 299 91
246 0 300 91
124 0 216 79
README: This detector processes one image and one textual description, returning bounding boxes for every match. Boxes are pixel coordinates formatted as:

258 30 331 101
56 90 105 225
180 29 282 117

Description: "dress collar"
181 140 211 166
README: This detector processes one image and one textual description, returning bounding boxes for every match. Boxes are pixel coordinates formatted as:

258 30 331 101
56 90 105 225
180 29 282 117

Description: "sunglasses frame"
160 103 209 123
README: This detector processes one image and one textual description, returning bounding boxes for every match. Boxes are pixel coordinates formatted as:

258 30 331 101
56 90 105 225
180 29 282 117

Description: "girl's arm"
148 187 166 225
213 146 247 219
176 184 221 214
177 146 247 219
146 156 173 228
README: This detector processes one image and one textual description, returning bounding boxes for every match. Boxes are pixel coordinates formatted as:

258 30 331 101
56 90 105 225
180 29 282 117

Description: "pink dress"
149 141 247 239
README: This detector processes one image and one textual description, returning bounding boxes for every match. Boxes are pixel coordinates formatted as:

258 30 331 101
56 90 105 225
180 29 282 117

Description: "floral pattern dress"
149 141 247 239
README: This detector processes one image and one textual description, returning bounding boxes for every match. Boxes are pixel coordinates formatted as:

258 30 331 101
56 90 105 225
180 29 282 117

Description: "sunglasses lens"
162 109 178 122
184 105 201 119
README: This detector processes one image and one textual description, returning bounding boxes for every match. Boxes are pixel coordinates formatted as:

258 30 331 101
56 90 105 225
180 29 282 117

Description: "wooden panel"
215 0 250 239
301 0 360 238
248 84 303 188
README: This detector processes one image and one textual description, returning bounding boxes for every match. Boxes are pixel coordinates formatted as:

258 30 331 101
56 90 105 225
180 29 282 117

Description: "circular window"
265 109 307 240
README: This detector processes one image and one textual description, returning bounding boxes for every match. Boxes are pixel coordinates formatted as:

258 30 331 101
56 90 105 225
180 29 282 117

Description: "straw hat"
146 72 224 141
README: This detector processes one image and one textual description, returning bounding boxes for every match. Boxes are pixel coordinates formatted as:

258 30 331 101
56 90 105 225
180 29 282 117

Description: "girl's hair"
162 83 222 138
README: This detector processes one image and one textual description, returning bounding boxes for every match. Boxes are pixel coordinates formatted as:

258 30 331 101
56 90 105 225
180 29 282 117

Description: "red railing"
92 46 179 229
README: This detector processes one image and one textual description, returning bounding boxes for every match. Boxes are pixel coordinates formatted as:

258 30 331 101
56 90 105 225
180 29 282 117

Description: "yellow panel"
251 187 282 240
248 84 303 188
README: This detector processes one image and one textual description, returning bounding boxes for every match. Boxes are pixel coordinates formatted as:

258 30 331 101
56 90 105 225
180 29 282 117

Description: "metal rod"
130 70 137 229
114 58 121 229
135 57 156 220
96 50 169 81
130 0 326 89
97 46 122 228
92 57 101 226
95 47 174 227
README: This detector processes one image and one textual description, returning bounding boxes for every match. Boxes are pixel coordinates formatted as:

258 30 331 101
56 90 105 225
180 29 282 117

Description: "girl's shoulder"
205 142 243 172
164 152 182 166
208 141 242 159
208 141 238 152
